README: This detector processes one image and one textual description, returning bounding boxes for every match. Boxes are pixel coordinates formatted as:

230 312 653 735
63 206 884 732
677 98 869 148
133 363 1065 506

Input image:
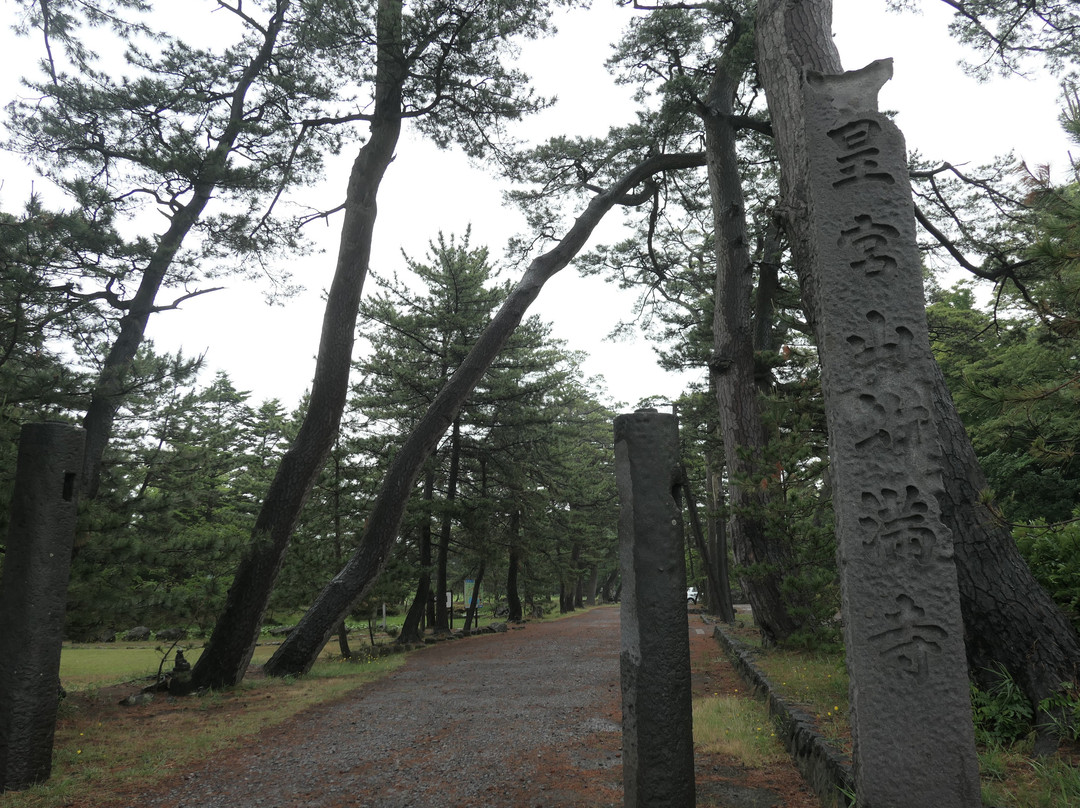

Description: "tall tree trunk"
80 1 291 498
562 540 582 613
187 0 406 691
585 563 598 607
705 459 736 623
601 568 619 604
506 509 523 622
434 418 461 633
397 468 436 645
331 449 350 658
702 29 799 644
336 620 351 657
681 463 730 621
463 560 485 633
933 362 1080 742
756 0 1080 717
263 151 706 678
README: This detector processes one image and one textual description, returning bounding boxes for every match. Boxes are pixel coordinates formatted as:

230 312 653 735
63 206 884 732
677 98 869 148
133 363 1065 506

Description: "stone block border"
710 620 854 807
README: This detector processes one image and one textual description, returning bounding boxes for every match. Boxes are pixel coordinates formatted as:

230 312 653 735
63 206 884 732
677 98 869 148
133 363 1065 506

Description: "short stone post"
615 409 695 808
801 60 980 806
0 422 85 791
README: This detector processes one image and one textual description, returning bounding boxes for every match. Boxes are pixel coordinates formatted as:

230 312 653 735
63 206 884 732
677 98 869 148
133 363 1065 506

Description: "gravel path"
121 607 818 808
137 608 626 808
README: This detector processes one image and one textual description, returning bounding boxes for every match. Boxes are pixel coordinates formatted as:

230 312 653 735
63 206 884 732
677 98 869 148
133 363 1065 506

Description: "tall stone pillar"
0 422 85 791
802 60 980 806
615 409 695 808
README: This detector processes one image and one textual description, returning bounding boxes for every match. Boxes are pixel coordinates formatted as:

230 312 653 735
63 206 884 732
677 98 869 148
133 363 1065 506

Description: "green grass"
1 653 407 808
58 643 283 691
692 695 787 766
722 614 1080 807
752 646 850 752
975 743 1080 808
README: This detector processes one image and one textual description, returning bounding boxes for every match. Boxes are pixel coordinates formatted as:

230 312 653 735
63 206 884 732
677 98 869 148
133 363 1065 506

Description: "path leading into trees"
130 606 816 808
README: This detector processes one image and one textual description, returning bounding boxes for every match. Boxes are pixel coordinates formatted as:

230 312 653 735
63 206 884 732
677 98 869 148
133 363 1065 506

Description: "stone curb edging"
710 621 855 808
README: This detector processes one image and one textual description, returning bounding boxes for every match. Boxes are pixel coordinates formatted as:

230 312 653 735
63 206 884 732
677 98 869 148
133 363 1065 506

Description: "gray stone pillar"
802 60 980 806
0 422 85 791
615 409 695 808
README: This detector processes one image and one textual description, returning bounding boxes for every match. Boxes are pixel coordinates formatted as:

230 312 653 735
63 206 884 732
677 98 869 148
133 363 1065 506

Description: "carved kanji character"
858 485 946 563
838 215 900 277
846 309 915 361
828 119 895 187
869 594 948 682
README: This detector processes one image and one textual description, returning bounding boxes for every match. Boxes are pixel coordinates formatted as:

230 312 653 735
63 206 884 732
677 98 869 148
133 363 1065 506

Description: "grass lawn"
724 613 1080 808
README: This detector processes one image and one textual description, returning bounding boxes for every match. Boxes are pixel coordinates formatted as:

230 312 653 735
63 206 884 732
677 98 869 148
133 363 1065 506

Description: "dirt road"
127 607 815 808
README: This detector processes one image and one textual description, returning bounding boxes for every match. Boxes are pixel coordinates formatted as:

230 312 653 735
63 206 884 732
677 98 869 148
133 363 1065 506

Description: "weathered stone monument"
615 409 695 808
0 422 85 791
802 60 980 806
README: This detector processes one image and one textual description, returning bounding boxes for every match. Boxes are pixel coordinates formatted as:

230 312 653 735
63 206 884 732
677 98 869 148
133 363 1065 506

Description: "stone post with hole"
801 59 980 806
615 408 694 808
0 422 85 792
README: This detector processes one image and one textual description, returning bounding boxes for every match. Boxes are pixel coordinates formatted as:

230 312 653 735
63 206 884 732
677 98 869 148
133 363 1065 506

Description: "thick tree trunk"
703 43 799 644
756 0 1080 717
932 362 1080 739
506 510 523 622
399 573 430 645
263 151 706 678
187 0 405 691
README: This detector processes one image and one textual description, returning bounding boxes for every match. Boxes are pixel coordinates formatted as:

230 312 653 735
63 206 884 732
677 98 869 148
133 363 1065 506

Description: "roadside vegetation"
0 650 405 808
723 614 1080 808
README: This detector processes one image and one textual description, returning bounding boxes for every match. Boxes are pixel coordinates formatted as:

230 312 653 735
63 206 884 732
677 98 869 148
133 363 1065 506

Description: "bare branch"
152 286 226 313
215 0 269 36
297 202 347 227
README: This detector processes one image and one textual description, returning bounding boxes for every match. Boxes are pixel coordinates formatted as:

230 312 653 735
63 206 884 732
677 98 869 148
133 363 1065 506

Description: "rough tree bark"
186 0 406 691
756 0 1080 722
933 361 1080 744
263 150 707 677
703 21 799 644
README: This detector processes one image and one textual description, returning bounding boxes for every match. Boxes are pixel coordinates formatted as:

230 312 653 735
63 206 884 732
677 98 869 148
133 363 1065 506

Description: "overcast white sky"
1 0 1074 412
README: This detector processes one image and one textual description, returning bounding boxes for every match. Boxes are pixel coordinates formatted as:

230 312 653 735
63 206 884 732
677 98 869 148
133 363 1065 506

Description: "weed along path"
110 607 815 808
